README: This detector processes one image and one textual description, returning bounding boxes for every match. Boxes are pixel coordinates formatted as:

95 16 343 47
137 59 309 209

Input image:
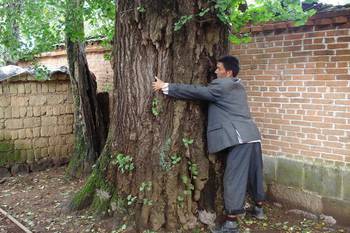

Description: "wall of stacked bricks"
230 10 350 166
0 74 74 167
18 42 113 93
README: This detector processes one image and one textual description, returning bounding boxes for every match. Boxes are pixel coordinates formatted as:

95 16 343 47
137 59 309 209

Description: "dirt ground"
0 211 23 233
0 166 349 233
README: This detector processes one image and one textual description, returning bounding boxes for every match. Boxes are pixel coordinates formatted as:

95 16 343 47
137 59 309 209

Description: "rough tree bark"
65 0 107 177
70 0 228 231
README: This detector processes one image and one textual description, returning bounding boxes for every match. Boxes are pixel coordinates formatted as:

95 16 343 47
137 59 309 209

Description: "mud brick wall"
0 74 74 174
230 8 350 225
18 42 113 93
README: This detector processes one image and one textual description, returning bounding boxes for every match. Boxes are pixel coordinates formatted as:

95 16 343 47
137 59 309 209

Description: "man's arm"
167 83 222 102
153 77 223 102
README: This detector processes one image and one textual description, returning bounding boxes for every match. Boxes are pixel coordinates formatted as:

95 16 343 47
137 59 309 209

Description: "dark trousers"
223 142 265 215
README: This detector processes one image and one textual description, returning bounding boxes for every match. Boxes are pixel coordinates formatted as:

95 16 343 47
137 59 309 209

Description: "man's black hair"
218 56 240 77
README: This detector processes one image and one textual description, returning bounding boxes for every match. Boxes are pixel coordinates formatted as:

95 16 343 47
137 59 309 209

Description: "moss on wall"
0 142 22 166
0 137 35 167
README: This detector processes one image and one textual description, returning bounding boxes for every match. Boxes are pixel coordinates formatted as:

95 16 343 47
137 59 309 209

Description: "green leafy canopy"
0 0 316 65
174 0 317 44
0 0 115 65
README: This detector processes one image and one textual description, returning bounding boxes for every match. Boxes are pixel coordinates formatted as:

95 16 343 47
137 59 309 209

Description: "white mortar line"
0 207 33 233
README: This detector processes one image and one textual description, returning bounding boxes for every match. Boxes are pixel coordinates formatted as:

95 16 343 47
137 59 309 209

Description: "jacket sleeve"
167 82 223 102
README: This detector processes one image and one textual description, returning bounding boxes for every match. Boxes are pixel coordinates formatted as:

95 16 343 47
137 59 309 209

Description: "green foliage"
228 34 252 45
143 230 156 233
159 138 172 171
170 153 182 165
0 0 115 64
174 15 194 31
159 139 181 171
151 97 161 116
177 194 184 208
142 198 153 206
83 0 115 44
0 0 316 64
214 0 234 25
139 181 152 192
181 175 195 196
159 138 187 172
188 161 199 180
198 8 210 17
33 63 50 80
65 0 85 43
102 83 113 92
221 0 316 43
112 153 135 173
173 0 316 44
181 175 189 185
182 138 194 148
137 5 146 13
0 0 66 63
126 194 137 205
103 52 112 61
174 6 211 31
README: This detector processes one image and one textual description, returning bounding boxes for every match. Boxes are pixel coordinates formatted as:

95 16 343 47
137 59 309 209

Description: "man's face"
215 62 232 78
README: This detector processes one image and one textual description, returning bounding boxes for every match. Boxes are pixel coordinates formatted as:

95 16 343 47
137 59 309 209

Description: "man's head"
215 56 240 78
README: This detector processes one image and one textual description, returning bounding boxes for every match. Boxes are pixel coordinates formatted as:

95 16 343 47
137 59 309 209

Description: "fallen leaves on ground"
0 166 349 233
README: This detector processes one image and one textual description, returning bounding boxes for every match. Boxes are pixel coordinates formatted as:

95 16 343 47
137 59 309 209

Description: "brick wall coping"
39 43 109 58
241 7 350 34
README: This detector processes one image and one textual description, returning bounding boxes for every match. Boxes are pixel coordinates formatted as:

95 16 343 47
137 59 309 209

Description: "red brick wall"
231 9 350 164
18 42 113 93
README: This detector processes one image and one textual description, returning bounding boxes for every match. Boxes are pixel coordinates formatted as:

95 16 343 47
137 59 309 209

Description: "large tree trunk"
70 0 228 231
65 0 107 177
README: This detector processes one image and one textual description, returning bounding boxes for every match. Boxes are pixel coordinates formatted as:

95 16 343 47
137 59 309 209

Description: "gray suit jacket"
168 77 261 153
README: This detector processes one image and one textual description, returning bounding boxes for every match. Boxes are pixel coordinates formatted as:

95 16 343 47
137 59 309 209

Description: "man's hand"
152 76 165 92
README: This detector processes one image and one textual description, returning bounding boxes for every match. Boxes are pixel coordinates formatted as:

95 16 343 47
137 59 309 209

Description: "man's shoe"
252 206 265 220
210 221 240 233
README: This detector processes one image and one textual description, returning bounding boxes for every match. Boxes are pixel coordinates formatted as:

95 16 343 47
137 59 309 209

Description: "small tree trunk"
2 0 22 64
65 0 107 178
70 0 228 231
